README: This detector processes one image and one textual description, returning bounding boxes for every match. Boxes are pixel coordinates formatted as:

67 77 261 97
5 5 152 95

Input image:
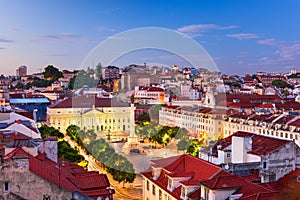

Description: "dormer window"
152 168 162 180
262 161 268 169
146 180 149 191
168 178 172 190
181 186 186 199
3 181 9 192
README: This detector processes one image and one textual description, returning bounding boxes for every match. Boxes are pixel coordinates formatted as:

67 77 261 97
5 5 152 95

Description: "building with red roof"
0 143 114 199
134 86 166 104
141 154 292 200
223 111 300 147
47 96 135 137
199 131 300 183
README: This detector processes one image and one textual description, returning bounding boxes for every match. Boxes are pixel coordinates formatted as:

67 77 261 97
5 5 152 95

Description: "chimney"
232 136 248 163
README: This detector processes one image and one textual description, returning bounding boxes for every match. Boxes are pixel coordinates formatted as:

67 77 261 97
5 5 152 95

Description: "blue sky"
0 0 300 75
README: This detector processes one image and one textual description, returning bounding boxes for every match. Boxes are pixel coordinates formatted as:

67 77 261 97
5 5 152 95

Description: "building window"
204 188 209 200
168 196 172 200
181 187 186 198
227 153 231 158
3 182 9 192
152 185 156 196
263 161 268 169
168 178 172 189
146 180 149 191
159 190 162 200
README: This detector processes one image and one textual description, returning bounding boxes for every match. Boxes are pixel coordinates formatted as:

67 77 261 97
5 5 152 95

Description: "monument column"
130 103 135 136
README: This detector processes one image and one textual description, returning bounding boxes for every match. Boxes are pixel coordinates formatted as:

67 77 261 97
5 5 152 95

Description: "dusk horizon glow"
0 0 300 75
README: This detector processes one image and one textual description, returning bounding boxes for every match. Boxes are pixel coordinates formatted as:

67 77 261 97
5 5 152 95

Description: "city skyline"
0 0 300 75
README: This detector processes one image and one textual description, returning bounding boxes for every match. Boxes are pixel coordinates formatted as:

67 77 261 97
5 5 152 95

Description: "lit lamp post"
33 109 38 122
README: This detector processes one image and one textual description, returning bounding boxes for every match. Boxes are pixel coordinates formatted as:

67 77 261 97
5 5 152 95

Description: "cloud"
259 57 269 61
41 33 81 39
226 33 260 40
29 32 97 44
257 38 278 46
258 38 300 61
275 42 300 61
44 53 69 57
177 24 238 38
0 38 13 43
107 35 129 41
0 47 6 50
97 26 115 32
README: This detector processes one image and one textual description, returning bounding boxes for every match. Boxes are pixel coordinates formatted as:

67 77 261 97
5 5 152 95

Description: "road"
63 135 143 200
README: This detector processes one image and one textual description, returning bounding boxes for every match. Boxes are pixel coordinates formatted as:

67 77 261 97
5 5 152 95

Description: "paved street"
64 135 143 200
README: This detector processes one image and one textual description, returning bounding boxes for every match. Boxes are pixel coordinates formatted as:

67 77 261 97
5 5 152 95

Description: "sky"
0 0 300 75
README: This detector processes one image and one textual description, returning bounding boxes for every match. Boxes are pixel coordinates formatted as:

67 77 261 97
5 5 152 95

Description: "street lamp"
33 109 38 122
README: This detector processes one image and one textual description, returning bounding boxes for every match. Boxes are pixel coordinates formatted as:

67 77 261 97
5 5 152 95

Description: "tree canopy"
43 65 63 81
272 80 293 89
87 139 136 185
71 70 97 89
39 125 64 139
186 139 203 157
137 112 151 126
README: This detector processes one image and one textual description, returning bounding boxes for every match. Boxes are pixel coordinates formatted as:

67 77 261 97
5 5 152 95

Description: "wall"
48 106 132 135
0 158 71 200
143 177 177 200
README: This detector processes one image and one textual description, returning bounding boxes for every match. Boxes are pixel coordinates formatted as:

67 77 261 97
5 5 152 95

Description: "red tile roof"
0 130 30 140
289 118 300 127
48 96 129 108
163 154 221 181
142 154 222 199
278 168 300 199
212 131 291 157
257 103 275 109
238 191 286 200
201 173 245 190
3 148 29 159
3 148 114 199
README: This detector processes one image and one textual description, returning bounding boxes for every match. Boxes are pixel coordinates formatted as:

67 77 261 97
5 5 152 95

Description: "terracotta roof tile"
212 131 290 157
48 96 129 109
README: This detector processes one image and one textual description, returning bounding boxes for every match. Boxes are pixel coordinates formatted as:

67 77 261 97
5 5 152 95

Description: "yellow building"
159 106 224 141
47 96 134 136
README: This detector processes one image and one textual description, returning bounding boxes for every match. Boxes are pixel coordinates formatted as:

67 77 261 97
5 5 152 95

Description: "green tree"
43 65 63 81
66 125 80 141
174 128 188 140
177 139 190 151
272 80 293 89
68 76 76 90
39 125 64 139
138 112 151 125
187 139 203 157
96 62 104 85
72 70 97 89
58 141 85 163
86 138 136 185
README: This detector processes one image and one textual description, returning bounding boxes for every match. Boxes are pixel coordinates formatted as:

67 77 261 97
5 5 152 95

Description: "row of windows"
146 180 171 200
224 126 298 141
163 113 216 124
